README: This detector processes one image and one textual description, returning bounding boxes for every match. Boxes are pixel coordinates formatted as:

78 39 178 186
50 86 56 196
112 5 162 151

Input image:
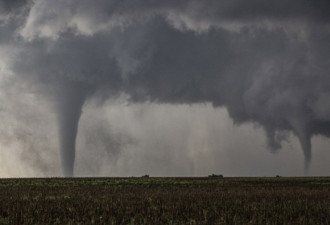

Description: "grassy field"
0 177 329 224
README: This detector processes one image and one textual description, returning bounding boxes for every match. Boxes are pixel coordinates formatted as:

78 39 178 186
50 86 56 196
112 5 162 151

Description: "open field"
0 177 329 224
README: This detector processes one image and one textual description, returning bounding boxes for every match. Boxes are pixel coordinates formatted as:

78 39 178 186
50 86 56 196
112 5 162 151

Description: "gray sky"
0 0 330 177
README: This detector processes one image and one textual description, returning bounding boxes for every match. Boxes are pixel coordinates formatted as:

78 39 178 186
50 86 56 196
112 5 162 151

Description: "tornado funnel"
56 86 85 177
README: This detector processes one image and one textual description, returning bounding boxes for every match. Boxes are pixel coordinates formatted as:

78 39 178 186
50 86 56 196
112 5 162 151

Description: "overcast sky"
0 0 330 177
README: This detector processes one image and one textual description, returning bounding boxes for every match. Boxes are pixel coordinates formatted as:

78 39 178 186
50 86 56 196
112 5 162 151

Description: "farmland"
0 177 329 224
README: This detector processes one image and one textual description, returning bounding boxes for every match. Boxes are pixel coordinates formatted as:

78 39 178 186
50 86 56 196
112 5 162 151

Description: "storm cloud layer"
1 0 330 176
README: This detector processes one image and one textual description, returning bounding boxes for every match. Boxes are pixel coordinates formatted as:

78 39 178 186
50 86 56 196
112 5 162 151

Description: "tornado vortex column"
56 87 85 177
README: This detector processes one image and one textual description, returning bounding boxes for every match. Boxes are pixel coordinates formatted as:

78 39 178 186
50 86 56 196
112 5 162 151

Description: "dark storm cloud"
0 0 27 12
2 0 330 176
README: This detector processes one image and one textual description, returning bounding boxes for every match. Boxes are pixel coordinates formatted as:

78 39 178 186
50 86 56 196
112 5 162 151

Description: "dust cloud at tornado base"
1 1 330 176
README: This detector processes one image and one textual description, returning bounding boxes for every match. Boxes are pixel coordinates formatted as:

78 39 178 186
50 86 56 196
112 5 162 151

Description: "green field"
0 177 329 224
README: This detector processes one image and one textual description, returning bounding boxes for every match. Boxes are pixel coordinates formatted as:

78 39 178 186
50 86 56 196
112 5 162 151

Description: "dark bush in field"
208 174 224 178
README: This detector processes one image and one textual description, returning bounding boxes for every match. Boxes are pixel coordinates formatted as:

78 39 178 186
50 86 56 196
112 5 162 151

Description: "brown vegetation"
0 177 329 224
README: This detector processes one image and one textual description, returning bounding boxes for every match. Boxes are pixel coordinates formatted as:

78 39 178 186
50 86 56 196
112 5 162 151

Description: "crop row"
0 177 329 224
